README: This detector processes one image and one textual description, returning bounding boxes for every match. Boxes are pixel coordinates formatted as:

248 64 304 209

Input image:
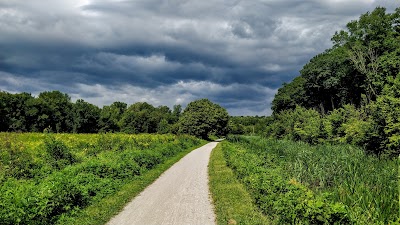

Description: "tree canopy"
274 7 400 114
269 6 400 156
178 99 229 139
0 91 229 139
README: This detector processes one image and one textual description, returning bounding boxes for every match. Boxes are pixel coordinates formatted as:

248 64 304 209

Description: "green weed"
224 136 398 224
0 132 205 224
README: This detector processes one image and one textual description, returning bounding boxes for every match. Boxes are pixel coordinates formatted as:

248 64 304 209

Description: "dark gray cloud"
0 0 397 115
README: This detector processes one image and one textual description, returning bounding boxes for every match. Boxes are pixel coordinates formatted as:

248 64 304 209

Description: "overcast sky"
0 0 398 115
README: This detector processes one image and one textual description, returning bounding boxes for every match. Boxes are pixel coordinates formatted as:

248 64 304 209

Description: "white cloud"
77 53 181 73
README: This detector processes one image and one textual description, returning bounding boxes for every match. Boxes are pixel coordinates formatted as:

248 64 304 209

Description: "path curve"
107 142 218 225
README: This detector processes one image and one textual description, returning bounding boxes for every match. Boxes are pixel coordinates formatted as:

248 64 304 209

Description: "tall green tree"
99 101 127 132
272 76 307 113
300 47 363 113
73 99 101 133
34 91 74 132
0 92 34 131
332 7 400 102
119 102 158 133
171 105 182 123
274 7 400 114
178 99 229 139
0 91 9 131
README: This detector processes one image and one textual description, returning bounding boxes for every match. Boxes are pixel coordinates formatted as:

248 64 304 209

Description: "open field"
0 132 205 224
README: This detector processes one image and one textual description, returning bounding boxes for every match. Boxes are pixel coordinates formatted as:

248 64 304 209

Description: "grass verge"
58 140 206 225
209 142 270 225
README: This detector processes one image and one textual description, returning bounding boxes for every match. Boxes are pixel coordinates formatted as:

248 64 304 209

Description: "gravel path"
107 142 218 225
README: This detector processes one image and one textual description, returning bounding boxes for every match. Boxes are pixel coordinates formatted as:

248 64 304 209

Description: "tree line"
269 7 400 156
228 116 271 135
0 91 229 139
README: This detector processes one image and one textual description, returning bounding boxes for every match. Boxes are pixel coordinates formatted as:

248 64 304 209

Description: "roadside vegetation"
209 143 270 225
218 136 397 224
0 133 205 224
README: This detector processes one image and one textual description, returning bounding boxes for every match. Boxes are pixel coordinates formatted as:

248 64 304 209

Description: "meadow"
217 136 398 224
0 132 205 224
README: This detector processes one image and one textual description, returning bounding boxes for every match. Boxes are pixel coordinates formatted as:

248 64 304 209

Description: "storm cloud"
0 0 398 115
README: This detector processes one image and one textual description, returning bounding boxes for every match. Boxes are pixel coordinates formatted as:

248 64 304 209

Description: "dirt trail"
107 142 218 225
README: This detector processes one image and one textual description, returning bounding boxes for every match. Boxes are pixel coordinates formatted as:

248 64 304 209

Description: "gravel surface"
107 142 218 225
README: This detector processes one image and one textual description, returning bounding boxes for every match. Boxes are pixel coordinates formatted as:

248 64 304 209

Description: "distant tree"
178 99 229 139
73 99 101 133
229 116 271 135
0 91 9 131
153 106 173 133
171 105 182 123
25 96 47 132
228 120 245 135
157 118 170 134
99 101 127 132
0 92 33 131
119 102 157 133
35 91 74 132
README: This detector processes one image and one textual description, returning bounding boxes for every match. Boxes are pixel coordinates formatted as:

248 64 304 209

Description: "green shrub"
266 106 324 144
0 133 204 224
0 136 38 179
44 136 76 169
0 172 90 225
292 107 323 144
81 157 141 179
370 76 400 156
341 117 372 146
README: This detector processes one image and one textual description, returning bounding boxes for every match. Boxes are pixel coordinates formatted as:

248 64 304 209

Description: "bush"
44 136 76 169
369 76 400 156
0 172 90 225
266 103 398 157
0 135 38 179
266 106 323 144
292 107 323 144
0 133 204 224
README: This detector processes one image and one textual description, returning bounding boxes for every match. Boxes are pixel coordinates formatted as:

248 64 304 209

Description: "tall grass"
208 143 270 225
226 135 398 224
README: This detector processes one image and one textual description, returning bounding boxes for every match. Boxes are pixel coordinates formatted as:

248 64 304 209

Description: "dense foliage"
0 133 204 224
271 7 400 156
224 136 398 224
228 116 272 135
0 91 228 139
178 99 229 139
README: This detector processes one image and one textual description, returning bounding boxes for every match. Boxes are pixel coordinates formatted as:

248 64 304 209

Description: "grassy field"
214 136 398 224
0 132 206 224
209 143 270 225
